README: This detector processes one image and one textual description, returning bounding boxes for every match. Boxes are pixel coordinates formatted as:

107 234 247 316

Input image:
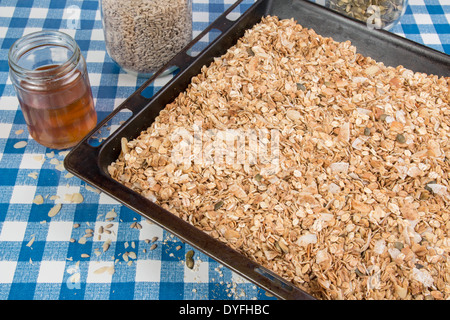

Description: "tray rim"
65 0 449 301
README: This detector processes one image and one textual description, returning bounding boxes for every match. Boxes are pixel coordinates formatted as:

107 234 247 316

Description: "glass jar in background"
326 0 408 30
100 0 193 77
8 30 97 150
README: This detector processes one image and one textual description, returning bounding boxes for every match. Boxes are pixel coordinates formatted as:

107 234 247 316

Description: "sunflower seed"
13 141 27 149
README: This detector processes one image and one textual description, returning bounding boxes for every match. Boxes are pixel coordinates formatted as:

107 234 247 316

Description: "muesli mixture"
108 16 450 299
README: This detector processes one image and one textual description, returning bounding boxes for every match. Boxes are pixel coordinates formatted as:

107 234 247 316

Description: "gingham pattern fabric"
0 0 448 300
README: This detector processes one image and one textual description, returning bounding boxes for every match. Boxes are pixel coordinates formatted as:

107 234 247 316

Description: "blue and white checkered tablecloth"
0 0 448 301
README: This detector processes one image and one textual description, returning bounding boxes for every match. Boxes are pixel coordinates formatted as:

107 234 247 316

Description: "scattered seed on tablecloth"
33 195 44 205
65 192 83 204
28 172 38 179
150 244 157 251
81 253 90 258
105 209 117 220
94 266 115 275
48 203 62 217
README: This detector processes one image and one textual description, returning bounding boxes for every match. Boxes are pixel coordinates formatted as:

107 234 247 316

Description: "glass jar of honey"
8 30 97 150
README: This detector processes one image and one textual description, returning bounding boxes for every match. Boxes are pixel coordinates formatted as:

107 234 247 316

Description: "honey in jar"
8 31 97 149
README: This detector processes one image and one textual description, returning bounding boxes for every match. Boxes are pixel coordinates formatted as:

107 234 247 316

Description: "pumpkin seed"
214 200 224 211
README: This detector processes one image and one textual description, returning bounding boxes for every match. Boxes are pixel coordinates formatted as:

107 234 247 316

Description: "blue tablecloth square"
8 282 36 299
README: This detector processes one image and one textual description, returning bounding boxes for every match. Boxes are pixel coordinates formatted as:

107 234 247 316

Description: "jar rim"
8 30 80 79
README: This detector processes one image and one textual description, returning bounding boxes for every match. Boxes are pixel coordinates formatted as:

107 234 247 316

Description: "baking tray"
65 0 450 300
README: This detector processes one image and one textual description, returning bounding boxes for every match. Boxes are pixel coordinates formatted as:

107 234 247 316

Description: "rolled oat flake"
100 0 193 77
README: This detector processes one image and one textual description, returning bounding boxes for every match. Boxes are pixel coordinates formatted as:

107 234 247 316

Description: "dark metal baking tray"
65 0 450 300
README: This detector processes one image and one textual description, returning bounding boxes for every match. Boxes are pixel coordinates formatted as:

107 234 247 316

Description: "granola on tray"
108 16 450 300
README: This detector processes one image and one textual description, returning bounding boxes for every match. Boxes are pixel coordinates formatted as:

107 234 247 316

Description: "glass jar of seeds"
100 0 192 77
326 0 408 30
